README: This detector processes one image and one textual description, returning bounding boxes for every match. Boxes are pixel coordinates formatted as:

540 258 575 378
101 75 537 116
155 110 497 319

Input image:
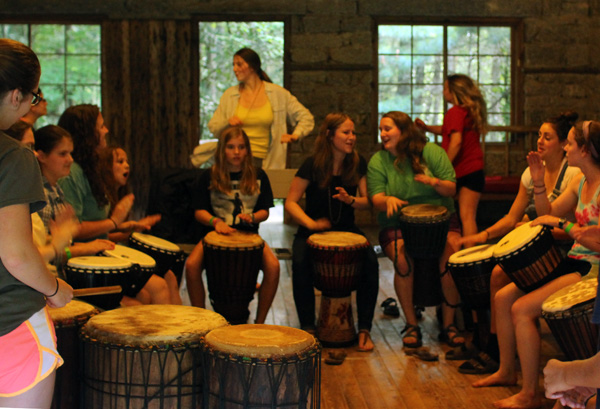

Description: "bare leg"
121 295 143 306
490 265 511 334
458 186 482 244
473 282 521 388
0 370 56 409
440 233 464 343
255 243 280 324
185 241 206 308
141 274 170 304
493 273 580 409
164 271 182 305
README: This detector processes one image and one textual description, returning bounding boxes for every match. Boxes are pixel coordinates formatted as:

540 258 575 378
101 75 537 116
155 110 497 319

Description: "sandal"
401 324 422 348
458 351 499 374
445 342 478 361
438 324 465 347
357 329 374 352
381 297 400 317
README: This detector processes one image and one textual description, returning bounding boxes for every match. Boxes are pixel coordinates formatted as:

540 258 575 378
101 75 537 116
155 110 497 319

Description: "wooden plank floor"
201 209 564 409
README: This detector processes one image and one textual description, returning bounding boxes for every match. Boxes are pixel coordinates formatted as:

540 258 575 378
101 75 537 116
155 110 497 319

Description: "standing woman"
0 39 73 409
208 47 314 169
416 74 487 239
285 113 379 351
57 104 152 240
368 111 462 348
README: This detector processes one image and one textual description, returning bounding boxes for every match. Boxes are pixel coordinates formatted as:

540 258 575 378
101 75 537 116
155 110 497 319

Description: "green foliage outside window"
379 24 511 142
199 21 284 141
1 24 101 127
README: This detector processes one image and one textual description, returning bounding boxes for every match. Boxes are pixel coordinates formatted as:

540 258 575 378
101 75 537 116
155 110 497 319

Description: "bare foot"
357 330 374 352
472 371 517 388
493 392 542 409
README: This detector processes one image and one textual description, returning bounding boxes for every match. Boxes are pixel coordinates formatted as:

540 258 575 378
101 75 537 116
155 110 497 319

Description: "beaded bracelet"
46 277 59 298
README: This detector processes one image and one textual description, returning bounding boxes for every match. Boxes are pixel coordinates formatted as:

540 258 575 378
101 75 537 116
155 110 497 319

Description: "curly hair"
58 104 108 206
99 146 131 210
312 113 360 189
446 74 488 135
210 126 258 195
382 111 428 174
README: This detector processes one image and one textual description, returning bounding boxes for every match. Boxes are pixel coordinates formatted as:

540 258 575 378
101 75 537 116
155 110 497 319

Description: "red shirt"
441 105 484 178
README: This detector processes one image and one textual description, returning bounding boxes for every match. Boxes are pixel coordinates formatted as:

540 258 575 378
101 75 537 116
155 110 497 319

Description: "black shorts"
456 169 485 193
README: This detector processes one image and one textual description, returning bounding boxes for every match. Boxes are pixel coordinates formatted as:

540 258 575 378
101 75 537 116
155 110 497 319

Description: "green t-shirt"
367 142 456 229
0 133 47 336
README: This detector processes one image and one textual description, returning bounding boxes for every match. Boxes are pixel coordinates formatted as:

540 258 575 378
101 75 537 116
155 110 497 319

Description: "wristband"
109 217 118 230
349 197 356 206
564 222 575 234
64 247 72 260
251 213 256 223
209 216 220 227
46 277 59 297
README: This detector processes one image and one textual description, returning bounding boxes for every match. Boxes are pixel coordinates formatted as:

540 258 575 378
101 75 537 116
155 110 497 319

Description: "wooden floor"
226 213 562 409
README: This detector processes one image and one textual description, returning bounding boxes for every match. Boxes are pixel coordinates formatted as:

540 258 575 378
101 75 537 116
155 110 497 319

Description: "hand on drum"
311 217 332 231
531 215 559 228
385 196 408 218
527 151 546 185
332 187 353 205
111 193 135 225
214 219 236 234
46 278 73 308
77 239 115 255
237 213 254 224
457 232 486 248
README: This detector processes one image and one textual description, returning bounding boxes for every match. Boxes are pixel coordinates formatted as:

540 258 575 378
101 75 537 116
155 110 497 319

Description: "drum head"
493 222 545 259
400 204 448 221
67 256 132 270
104 245 156 269
83 305 228 347
542 279 598 313
49 299 98 323
448 244 496 265
307 231 367 248
203 231 264 248
131 232 181 252
205 324 316 358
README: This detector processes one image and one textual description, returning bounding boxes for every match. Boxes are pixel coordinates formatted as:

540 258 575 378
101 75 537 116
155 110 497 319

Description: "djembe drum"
201 324 321 409
398 204 450 306
49 300 99 409
493 222 565 293
542 278 599 361
447 244 496 310
129 232 186 282
80 305 228 409
203 230 265 324
307 231 369 346
103 244 157 297
64 256 129 310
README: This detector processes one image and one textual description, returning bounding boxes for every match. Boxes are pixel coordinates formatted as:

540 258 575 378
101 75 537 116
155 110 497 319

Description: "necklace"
327 185 342 225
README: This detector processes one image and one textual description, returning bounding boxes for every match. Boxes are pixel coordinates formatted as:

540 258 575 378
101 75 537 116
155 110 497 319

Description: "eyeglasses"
30 88 42 106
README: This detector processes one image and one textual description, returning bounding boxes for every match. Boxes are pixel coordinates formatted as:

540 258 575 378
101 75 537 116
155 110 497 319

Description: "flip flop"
324 351 347 365
458 351 499 374
381 297 400 317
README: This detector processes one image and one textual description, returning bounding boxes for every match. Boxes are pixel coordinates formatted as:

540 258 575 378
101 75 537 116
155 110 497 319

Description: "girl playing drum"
367 111 462 349
285 113 379 352
186 126 280 324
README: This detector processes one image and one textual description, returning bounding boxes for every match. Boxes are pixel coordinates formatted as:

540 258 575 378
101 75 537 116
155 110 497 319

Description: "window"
378 24 513 142
199 21 284 141
0 23 101 127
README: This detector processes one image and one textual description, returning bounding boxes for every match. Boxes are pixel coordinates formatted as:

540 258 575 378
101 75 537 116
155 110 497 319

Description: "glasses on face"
30 88 42 106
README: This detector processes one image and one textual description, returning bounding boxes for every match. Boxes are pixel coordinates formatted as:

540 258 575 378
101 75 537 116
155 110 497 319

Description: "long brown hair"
382 111 428 174
572 120 600 165
446 74 488 135
210 126 258 195
99 146 131 210
312 113 359 188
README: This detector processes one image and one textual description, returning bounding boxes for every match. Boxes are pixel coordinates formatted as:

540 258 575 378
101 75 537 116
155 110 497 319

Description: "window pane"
31 25 65 53
412 85 444 113
412 26 443 54
66 25 101 54
448 26 478 55
480 27 511 55
488 113 510 127
42 85 66 119
379 84 411 114
379 55 412 84
0 24 27 42
67 85 101 107
479 56 511 84
412 55 444 84
38 55 65 83
67 55 101 84
448 56 478 78
481 84 510 114
379 25 411 54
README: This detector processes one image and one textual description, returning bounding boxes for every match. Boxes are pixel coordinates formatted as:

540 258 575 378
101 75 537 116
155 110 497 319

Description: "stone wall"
5 0 600 179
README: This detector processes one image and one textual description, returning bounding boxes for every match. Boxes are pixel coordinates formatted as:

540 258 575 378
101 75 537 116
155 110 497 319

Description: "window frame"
373 17 524 144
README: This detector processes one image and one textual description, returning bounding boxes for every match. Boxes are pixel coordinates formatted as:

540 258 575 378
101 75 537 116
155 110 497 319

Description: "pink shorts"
0 307 63 397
